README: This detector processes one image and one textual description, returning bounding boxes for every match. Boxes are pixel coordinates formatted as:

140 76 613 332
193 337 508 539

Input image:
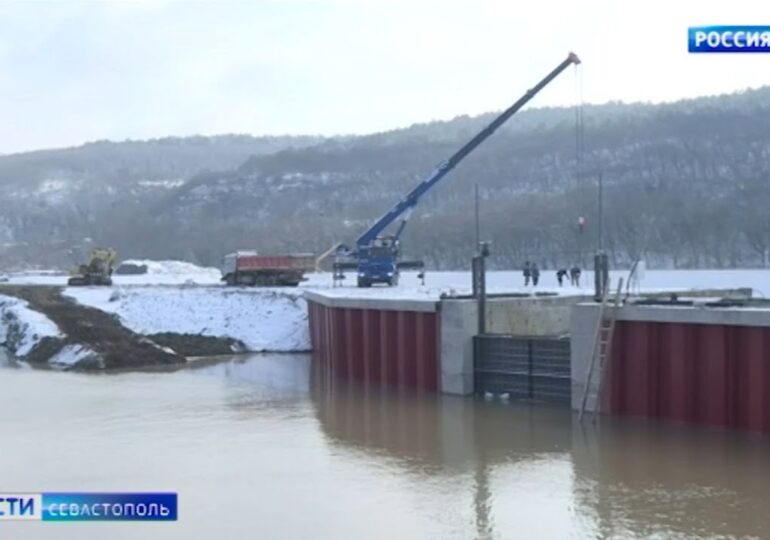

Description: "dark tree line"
0 87 769 271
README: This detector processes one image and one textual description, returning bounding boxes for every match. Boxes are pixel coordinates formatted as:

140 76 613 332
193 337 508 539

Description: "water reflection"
193 353 312 421
310 367 576 538
310 369 572 467
572 417 770 538
309 362 770 539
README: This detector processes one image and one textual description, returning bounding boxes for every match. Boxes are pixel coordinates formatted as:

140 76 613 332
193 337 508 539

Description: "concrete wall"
438 299 477 396
485 295 593 336
570 304 603 413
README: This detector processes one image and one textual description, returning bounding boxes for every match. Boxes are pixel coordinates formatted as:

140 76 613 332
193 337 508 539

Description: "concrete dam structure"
306 287 770 434
306 291 591 395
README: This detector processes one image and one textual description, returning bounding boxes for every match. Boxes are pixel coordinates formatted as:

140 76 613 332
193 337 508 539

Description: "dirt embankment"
0 285 186 370
148 332 245 357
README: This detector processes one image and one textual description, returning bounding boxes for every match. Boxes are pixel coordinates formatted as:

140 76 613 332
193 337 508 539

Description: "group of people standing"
522 261 540 286
523 261 581 287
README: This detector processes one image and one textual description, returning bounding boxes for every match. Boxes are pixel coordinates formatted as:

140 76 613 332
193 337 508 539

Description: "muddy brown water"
1 353 769 539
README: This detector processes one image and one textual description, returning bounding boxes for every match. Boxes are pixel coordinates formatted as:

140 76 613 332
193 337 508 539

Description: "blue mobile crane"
336 53 581 287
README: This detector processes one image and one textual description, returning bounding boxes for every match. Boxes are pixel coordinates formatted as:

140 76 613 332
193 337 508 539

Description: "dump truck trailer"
221 251 314 287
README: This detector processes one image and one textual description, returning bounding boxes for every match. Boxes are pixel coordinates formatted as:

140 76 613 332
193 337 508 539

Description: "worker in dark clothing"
523 261 531 286
556 268 567 287
570 265 581 287
531 262 540 287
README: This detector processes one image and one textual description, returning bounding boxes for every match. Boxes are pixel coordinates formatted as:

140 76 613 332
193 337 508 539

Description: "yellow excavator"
68 248 118 286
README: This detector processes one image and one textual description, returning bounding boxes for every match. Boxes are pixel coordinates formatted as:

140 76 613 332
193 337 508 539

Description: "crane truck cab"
357 236 399 287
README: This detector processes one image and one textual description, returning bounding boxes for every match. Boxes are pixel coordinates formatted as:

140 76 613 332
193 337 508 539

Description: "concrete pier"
307 285 770 433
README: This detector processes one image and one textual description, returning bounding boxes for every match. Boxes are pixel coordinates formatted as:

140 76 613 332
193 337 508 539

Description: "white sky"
0 0 768 154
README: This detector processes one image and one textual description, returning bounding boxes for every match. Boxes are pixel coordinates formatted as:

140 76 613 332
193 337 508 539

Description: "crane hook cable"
574 61 586 264
574 61 585 191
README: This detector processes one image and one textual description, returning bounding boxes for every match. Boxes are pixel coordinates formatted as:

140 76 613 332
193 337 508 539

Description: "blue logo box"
689 26 770 52
0 492 177 521
43 492 177 521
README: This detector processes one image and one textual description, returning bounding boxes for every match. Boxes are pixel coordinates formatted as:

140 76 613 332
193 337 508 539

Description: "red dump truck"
221 251 314 287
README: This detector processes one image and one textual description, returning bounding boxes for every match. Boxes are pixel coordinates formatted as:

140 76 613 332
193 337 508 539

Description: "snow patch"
49 344 96 367
110 259 222 285
37 179 67 194
137 179 185 189
0 294 62 356
119 259 219 276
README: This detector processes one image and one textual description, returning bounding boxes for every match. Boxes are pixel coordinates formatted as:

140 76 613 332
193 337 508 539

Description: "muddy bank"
0 285 185 370
149 332 246 357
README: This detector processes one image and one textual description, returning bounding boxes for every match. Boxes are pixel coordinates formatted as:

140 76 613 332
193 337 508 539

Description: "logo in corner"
689 26 770 53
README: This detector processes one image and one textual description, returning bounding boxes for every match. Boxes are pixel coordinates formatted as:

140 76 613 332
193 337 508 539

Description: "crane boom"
356 52 581 249
339 52 581 287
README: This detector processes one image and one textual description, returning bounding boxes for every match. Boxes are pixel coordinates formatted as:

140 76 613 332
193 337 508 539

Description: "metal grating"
474 335 571 405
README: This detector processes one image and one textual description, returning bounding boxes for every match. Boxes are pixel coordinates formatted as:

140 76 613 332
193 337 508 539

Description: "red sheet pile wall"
307 301 439 391
607 321 770 432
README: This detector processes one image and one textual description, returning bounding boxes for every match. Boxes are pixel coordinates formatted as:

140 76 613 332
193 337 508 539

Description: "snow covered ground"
5 259 768 298
58 266 767 357
3 260 222 286
65 286 310 352
0 294 61 356
114 259 222 285
1 260 767 365
3 259 767 360
301 269 770 299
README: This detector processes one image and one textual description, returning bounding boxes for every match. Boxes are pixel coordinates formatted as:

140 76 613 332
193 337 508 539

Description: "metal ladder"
579 277 623 422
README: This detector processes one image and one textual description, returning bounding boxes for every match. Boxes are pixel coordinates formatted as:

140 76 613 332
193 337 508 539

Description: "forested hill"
1 87 769 270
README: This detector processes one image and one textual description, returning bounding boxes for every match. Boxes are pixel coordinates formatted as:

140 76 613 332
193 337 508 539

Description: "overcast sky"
0 0 767 154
